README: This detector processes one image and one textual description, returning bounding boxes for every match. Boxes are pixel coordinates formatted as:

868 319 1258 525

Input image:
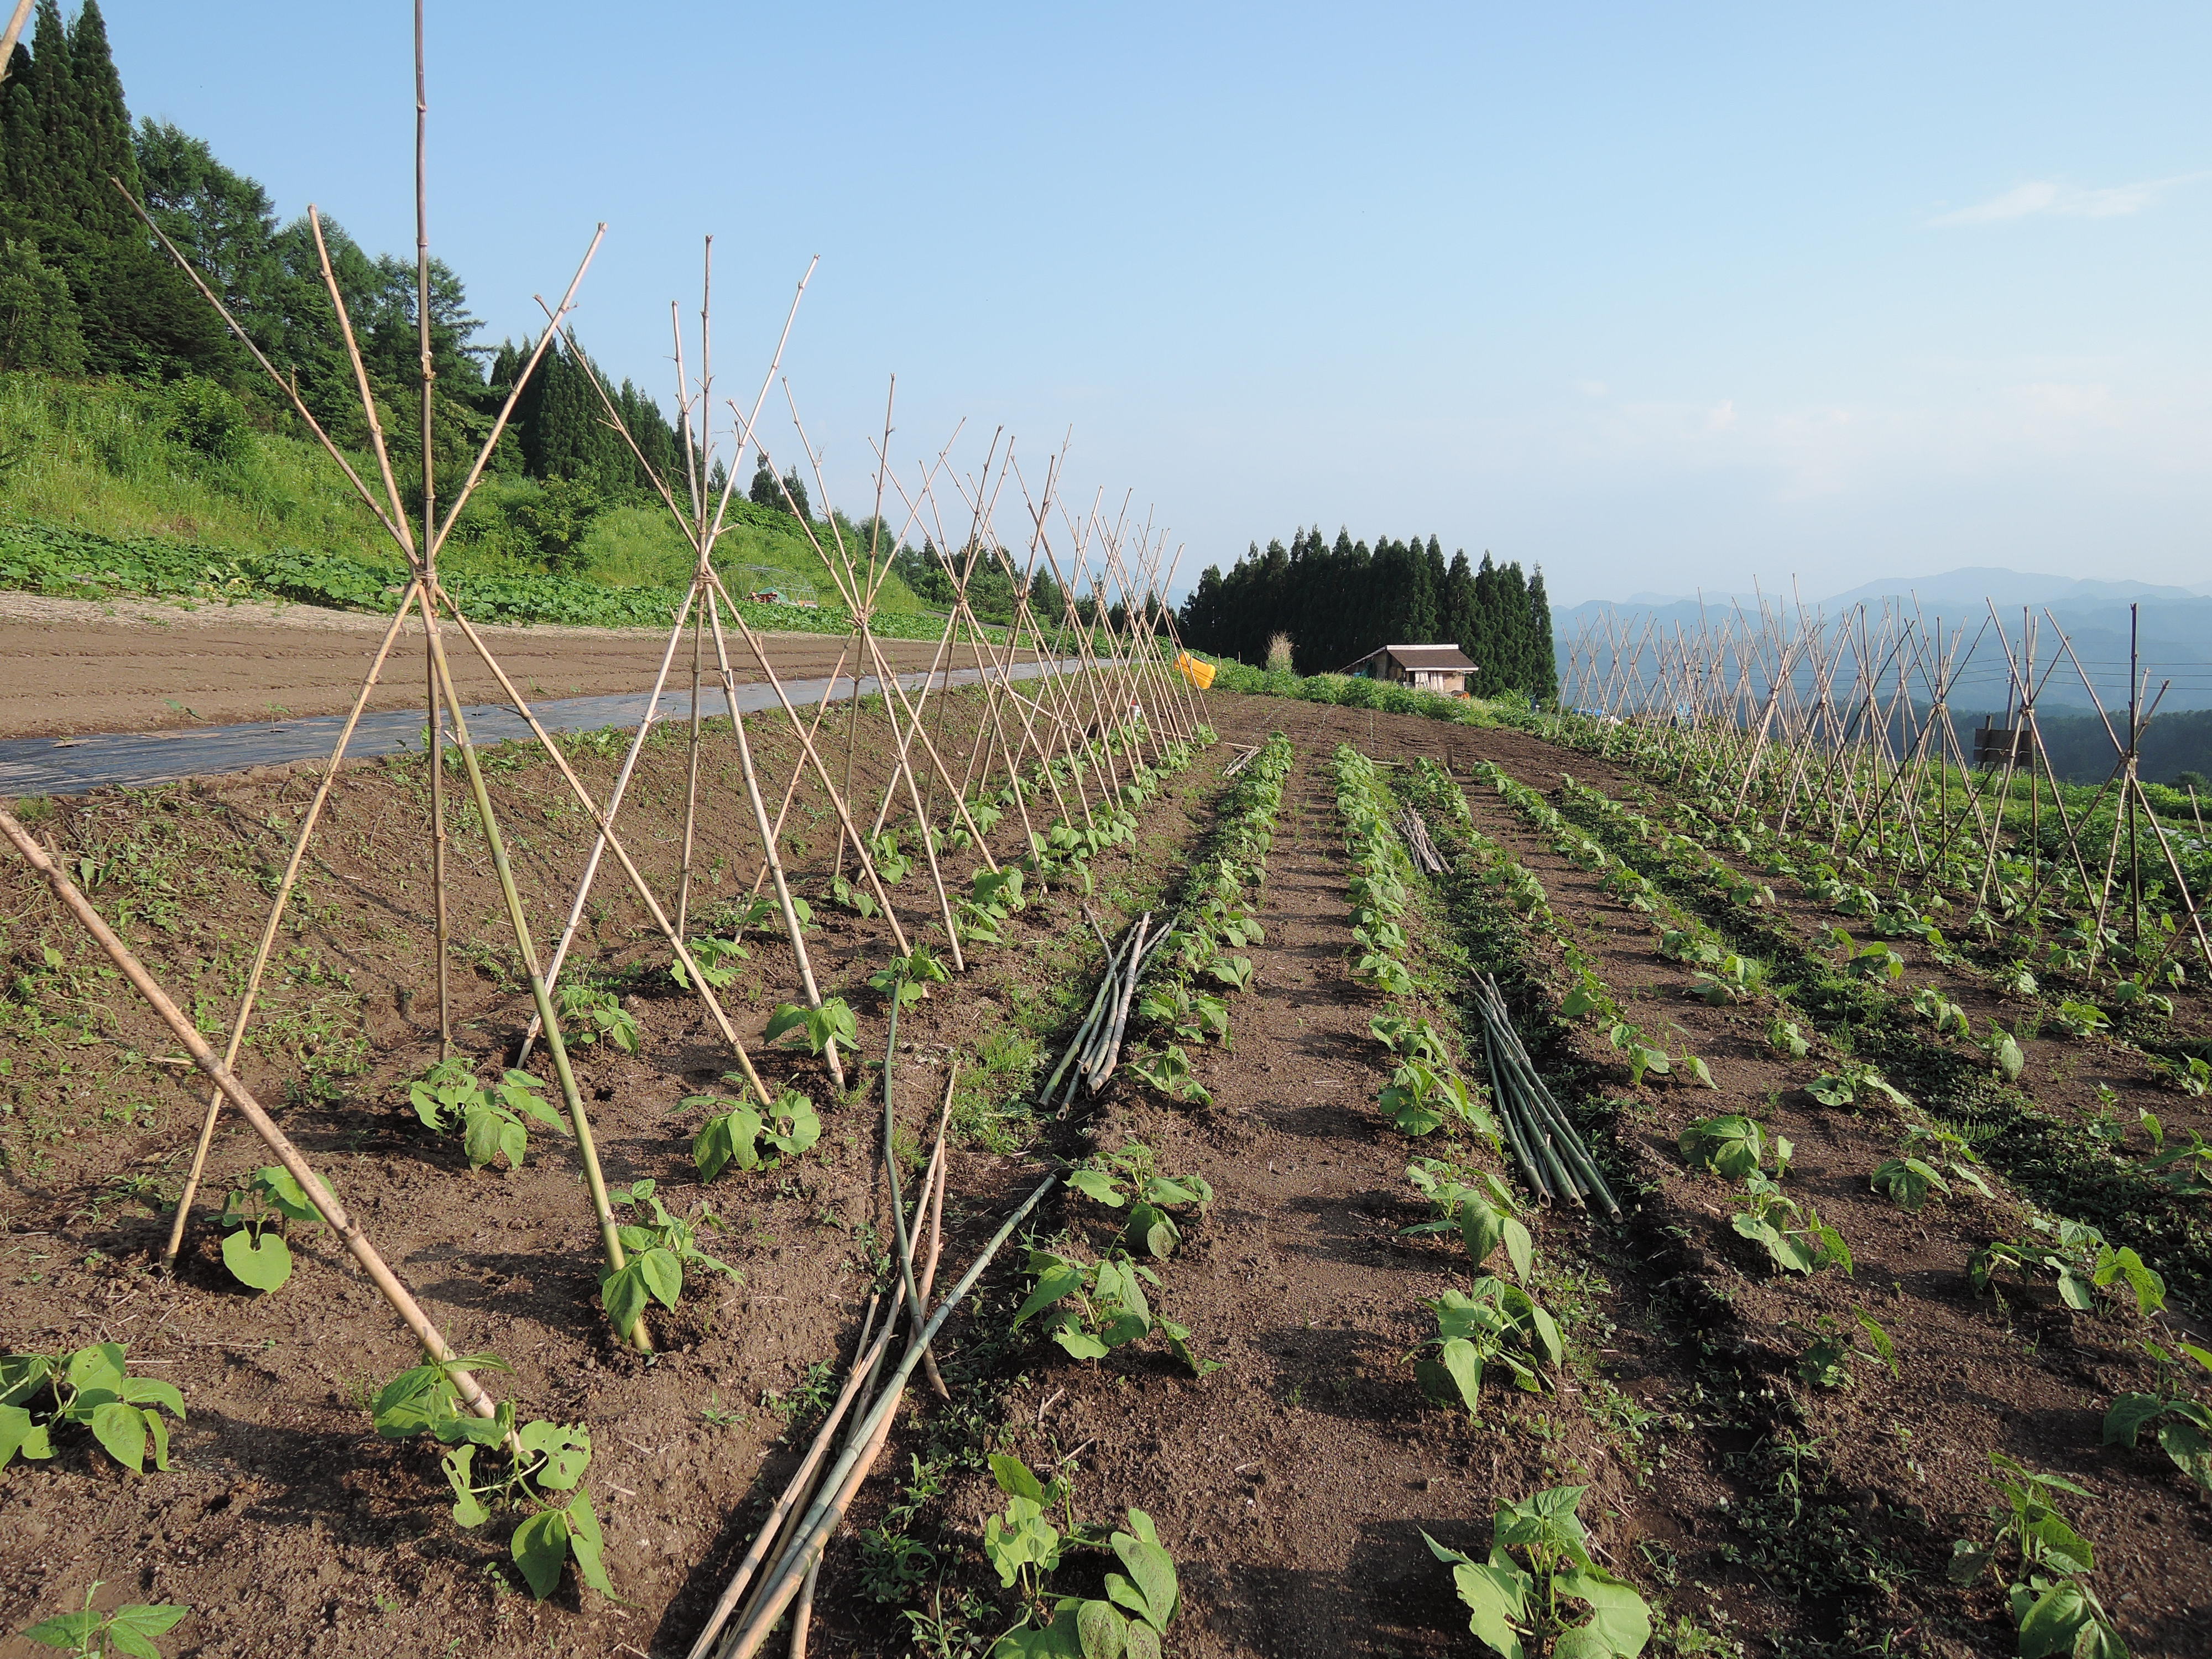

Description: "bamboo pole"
418 594 650 1351
2 806 508 1422
161 585 423 1272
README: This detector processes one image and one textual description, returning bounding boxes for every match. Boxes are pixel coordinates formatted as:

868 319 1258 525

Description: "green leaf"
67 1343 128 1396
636 1247 684 1310
1014 1264 1086 1328
1553 1566 1652 1658
518 1419 593 1490
564 1491 614 1595
512 1506 572 1600
1076 1598 1129 1659
461 1100 513 1169
220 1227 294 1293
1068 1170 1125 1208
101 1605 191 1659
2102 1391 2166 1447
2093 1246 2166 1314
600 1260 649 1336
1052 1327 1112 1360
442 1443 488 1526
1418 1337 1484 1416
2014 1578 2101 1659
1 1403 53 1469
90 1399 152 1472
1502 1217 1535 1285
2156 1416 2212 1493
1109 1528 1180 1629
20 1612 102 1650
991 1453 1050 1504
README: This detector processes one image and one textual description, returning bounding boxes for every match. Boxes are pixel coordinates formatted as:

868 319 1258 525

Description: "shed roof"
1347 643 1477 672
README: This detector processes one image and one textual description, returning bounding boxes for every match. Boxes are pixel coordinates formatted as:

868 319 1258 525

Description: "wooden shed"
1341 643 1477 695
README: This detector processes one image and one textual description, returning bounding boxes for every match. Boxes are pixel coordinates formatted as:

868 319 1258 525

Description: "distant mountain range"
1558 567 2212 714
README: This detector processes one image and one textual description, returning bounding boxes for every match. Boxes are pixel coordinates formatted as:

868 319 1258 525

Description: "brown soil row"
1443 743 2211 1656
0 685 1208 1657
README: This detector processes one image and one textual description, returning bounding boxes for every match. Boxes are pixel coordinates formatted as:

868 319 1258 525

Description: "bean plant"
596 1180 739 1335
1 1344 184 1475
981 1454 1181 1659
689 1082 821 1181
18 1585 189 1658
1066 1139 1214 1259
1423 1485 1652 1659
1947 1454 2129 1659
2102 1338 2212 1494
1014 1249 1215 1377
371 1351 612 1601
217 1165 325 1292
407 1058 566 1171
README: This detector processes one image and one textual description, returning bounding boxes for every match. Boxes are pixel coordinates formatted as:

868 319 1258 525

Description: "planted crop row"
1425 761 2182 1655
1013 732 1292 1385
1549 709 2209 1016
1326 747 1660 1659
1504 761 2212 1318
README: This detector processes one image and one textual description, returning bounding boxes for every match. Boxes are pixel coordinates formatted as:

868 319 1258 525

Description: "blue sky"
102 2 2212 603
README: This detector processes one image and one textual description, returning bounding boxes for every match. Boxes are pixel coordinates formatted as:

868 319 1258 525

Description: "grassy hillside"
0 373 933 633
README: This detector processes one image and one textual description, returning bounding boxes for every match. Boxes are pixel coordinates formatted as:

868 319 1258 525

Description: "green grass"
0 372 942 636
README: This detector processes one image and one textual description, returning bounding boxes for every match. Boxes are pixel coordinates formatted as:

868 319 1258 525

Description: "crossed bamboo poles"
93 160 1205 1357
1559 595 2211 980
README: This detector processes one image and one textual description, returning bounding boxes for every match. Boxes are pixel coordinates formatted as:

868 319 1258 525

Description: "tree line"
0 2 709 566
1176 525 1558 702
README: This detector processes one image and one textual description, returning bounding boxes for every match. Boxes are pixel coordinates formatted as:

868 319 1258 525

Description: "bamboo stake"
709 1169 1065 1659
161 585 422 1272
684 1298 894 1659
417 590 649 1352
2 806 507 1422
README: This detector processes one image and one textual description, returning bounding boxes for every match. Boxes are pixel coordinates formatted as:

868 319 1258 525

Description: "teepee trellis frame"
102 9 667 1350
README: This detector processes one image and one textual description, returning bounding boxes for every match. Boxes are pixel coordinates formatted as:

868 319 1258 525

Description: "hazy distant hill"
1556 567 2212 719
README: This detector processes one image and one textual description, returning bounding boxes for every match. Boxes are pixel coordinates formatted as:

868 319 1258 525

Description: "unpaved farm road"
0 592 1010 796
0 591 962 740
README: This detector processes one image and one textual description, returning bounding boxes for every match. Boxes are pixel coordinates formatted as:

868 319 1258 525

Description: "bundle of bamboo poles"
1221 743 1263 779
1475 974 1619 1217
686 1011 1062 1659
1397 806 1446 876
1040 912 1179 1113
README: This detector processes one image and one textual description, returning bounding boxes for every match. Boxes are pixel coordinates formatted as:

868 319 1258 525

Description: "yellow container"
1175 651 1216 690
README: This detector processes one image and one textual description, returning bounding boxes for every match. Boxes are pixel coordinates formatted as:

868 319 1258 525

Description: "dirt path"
0 592 959 740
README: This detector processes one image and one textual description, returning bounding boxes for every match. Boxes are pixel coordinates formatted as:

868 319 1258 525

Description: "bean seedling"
1411 1277 1563 1418
371 1350 612 1602
688 1083 821 1181
598 1180 740 1334
407 1059 566 1172
2101 1339 2212 1494
18 1584 189 1658
1014 1249 1217 1376
1 1344 185 1475
981 1455 1182 1659
217 1165 325 1292
1423 1484 1652 1659
1947 1454 2127 1659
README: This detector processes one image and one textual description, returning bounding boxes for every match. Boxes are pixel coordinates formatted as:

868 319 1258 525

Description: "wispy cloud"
1932 173 2207 226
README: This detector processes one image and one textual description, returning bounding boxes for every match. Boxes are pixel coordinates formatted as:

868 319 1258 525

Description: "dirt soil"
2 687 2208 1659
0 592 962 739
0 682 1204 1657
